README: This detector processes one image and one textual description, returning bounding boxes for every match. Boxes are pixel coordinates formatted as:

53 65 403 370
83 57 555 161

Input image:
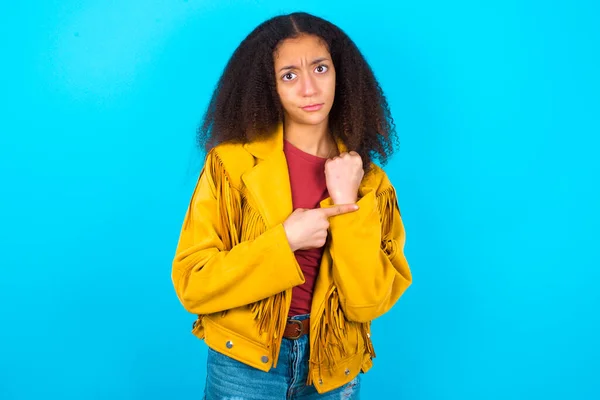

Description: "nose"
300 73 318 97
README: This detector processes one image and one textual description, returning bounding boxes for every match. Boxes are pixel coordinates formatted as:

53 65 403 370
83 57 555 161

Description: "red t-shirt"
283 139 329 316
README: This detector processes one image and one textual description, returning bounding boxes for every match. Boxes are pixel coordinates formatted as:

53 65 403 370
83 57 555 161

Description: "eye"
282 72 297 81
315 64 329 74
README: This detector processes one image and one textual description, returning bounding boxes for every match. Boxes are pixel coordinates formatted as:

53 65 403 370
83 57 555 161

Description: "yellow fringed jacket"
171 125 412 394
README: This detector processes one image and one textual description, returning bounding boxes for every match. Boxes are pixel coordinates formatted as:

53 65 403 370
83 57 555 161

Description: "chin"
302 115 328 126
294 110 331 126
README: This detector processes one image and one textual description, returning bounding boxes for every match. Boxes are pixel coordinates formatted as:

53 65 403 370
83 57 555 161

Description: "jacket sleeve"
320 183 412 323
172 150 305 315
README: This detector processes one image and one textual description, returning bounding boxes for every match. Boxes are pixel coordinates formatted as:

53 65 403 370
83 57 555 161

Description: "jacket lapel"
242 124 293 228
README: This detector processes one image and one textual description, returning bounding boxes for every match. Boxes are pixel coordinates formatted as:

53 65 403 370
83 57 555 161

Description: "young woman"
172 11 412 399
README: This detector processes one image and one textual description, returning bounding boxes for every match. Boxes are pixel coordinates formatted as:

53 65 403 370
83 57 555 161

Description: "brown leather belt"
283 318 310 340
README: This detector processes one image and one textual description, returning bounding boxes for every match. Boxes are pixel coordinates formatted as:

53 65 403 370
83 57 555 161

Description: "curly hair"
198 12 398 170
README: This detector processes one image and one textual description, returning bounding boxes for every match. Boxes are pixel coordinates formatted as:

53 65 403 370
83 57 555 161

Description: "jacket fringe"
378 186 399 258
307 187 396 384
238 184 288 367
306 285 348 386
250 292 287 367
209 150 241 250
202 150 288 366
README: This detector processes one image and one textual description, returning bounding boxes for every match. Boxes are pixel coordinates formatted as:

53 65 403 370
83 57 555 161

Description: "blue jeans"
203 314 360 399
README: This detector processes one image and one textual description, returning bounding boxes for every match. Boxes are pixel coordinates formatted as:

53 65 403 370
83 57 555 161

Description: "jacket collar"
243 123 348 160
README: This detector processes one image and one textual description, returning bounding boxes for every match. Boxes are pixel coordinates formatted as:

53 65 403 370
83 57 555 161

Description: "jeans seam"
286 340 296 400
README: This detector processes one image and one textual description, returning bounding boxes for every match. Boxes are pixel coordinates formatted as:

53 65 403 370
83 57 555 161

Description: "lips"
301 103 324 112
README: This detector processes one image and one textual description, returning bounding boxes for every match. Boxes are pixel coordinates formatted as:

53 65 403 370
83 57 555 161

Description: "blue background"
1 1 599 399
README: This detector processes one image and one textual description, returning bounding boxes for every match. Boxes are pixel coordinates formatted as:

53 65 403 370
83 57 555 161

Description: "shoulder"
208 141 253 165
203 141 255 188
362 162 395 196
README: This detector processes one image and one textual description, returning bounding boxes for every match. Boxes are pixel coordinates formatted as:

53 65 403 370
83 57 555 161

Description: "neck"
283 118 337 158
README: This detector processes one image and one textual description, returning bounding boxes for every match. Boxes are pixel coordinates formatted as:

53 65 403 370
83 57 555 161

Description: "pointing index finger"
320 203 359 218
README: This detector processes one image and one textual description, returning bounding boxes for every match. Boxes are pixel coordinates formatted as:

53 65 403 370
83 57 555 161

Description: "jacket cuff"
319 190 380 232
269 223 306 287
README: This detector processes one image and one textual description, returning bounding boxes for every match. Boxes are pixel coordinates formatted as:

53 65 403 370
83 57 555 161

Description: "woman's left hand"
325 151 364 205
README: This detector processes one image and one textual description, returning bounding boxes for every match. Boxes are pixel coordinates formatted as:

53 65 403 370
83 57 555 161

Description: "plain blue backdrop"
1 1 599 399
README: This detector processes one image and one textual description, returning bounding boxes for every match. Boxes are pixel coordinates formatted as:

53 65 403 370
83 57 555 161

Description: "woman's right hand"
282 204 359 252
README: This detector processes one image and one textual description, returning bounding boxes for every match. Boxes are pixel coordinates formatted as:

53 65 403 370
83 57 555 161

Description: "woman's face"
273 34 336 128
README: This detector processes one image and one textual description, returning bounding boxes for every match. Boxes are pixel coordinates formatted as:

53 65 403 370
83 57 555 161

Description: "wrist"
331 195 358 204
282 225 299 252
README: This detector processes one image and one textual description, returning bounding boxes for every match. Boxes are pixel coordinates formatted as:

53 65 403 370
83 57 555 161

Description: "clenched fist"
325 151 364 204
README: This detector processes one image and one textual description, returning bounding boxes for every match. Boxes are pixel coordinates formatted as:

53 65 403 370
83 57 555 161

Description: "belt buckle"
287 319 303 340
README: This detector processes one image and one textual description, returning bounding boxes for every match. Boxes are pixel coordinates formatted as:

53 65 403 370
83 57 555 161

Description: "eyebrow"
278 57 330 73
